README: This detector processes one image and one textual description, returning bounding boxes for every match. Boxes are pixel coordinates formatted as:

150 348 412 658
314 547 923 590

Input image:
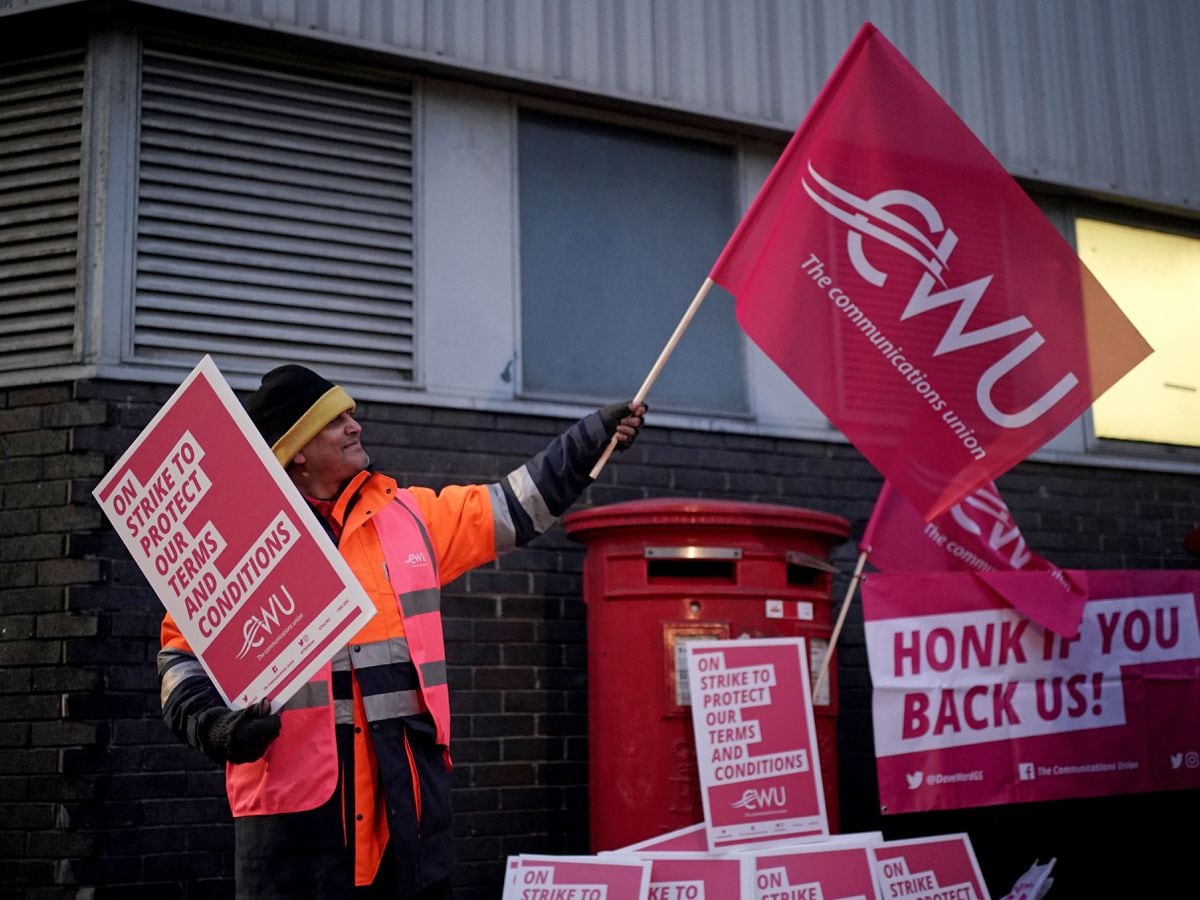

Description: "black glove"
197 699 281 764
599 401 646 452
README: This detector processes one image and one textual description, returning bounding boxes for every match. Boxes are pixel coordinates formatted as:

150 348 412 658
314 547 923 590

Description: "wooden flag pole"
589 277 716 480
813 548 869 701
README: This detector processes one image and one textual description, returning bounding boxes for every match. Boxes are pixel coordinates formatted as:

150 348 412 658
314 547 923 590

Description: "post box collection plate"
663 621 730 714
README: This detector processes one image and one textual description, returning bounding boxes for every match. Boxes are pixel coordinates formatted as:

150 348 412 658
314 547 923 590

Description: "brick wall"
2 377 1198 898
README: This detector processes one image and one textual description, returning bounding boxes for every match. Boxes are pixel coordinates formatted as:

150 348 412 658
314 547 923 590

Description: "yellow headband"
271 385 355 465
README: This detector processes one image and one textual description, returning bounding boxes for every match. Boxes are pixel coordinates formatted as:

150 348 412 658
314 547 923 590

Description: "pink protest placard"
502 855 651 900
686 638 828 850
616 823 708 853
93 356 376 710
749 838 882 900
640 853 753 900
870 835 989 900
863 570 1200 813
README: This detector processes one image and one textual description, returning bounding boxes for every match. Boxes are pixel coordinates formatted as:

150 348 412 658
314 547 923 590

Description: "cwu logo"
803 160 959 292
949 483 1033 569
731 785 787 811
235 587 297 660
800 161 1079 431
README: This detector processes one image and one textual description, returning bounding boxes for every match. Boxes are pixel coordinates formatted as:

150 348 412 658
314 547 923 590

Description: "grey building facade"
2 1 1198 896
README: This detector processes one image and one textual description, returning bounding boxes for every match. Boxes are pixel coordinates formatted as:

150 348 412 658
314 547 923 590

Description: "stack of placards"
502 637 1017 900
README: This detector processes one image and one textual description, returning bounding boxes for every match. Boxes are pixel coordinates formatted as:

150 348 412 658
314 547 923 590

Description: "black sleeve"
157 645 226 755
489 409 611 548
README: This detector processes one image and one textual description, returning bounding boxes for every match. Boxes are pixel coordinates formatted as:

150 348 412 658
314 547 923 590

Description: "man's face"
292 411 370 489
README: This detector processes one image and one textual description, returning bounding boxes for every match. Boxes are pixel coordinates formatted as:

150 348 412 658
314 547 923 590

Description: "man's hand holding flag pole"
589 278 715 479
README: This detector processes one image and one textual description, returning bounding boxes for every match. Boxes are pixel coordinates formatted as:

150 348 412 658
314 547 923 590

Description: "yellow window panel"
1076 218 1200 448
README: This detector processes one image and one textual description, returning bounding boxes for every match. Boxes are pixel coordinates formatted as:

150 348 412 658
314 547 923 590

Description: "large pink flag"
710 23 1150 521
862 480 1087 635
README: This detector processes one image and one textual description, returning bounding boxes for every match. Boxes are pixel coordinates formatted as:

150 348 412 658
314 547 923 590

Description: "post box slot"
787 550 837 587
787 563 822 587
647 558 737 582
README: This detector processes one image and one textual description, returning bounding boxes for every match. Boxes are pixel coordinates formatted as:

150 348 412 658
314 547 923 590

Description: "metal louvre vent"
134 48 415 383
0 51 84 372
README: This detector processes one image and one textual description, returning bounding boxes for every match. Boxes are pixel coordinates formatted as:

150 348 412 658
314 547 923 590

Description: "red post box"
563 498 850 851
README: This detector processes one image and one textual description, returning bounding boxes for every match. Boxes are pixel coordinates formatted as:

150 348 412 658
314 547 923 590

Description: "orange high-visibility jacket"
162 473 499 884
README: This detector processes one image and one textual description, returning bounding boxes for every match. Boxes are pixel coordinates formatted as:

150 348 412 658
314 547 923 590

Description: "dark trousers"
234 724 453 899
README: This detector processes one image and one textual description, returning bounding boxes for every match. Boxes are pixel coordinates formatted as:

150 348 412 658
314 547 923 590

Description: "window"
517 110 746 414
1076 218 1200 448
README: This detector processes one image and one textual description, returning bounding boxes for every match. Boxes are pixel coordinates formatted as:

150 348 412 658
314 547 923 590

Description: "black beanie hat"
243 365 355 465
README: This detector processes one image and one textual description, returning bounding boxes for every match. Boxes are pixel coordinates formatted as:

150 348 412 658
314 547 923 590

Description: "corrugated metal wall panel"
133 48 416 383
0 49 84 372
55 0 1193 215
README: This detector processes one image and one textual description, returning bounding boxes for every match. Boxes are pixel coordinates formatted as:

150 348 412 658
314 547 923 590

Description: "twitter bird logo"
905 771 923 790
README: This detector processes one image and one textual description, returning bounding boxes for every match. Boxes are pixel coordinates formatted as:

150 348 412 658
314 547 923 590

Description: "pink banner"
863 570 1200 813
686 639 828 850
709 23 1149 520
93 356 375 710
870 835 989 900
